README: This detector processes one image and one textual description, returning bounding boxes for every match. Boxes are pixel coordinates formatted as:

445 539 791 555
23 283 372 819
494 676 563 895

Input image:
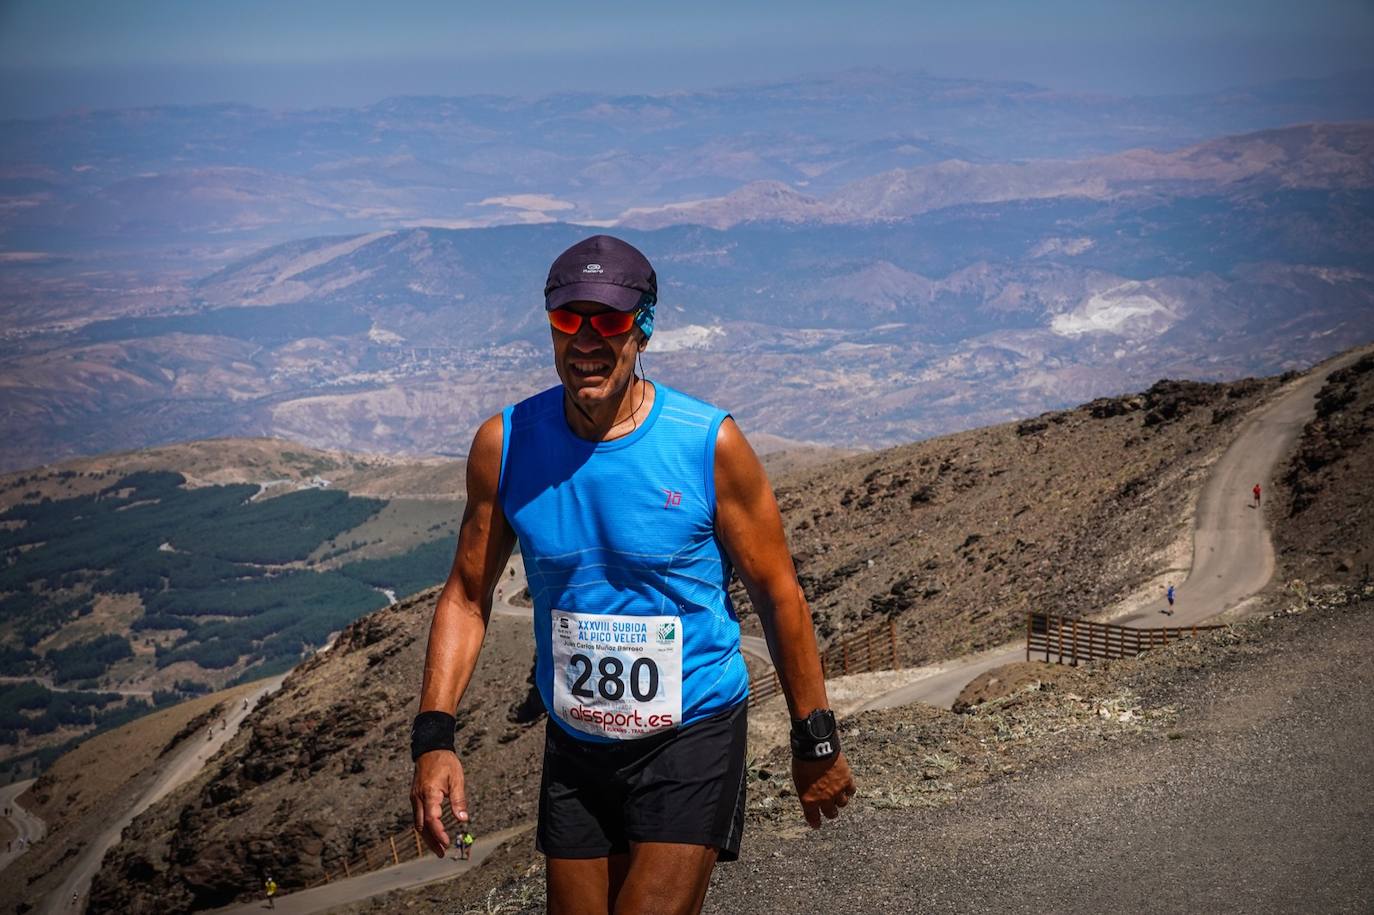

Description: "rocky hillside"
85 593 541 913
0 683 258 913
1274 350 1374 583
74 363 1301 913
737 374 1282 660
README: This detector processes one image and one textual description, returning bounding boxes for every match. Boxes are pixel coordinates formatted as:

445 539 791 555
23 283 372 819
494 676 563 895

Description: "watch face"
807 710 836 740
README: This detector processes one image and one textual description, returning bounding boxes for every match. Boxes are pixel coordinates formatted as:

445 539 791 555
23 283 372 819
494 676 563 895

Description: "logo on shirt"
656 621 677 644
661 489 682 509
583 263 603 274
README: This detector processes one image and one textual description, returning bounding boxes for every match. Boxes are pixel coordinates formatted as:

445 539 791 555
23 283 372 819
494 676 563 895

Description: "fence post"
890 618 898 667
842 642 850 674
1026 612 1032 662
1045 615 1052 664
1056 615 1064 665
390 835 400 866
343 858 351 878
1070 618 1078 667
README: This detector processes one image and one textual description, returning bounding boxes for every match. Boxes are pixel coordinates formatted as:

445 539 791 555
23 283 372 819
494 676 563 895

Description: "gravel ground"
706 594 1374 915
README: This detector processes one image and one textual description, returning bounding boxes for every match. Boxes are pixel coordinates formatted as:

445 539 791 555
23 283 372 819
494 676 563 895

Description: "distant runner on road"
410 234 854 915
1253 482 1262 508
1166 583 1176 615
263 875 277 909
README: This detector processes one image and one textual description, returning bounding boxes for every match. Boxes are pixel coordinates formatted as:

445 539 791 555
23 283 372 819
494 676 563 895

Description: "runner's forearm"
416 413 513 718
753 582 830 719
418 583 490 716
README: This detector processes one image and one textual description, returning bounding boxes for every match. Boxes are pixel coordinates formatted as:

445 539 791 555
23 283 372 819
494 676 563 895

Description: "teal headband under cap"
635 301 655 339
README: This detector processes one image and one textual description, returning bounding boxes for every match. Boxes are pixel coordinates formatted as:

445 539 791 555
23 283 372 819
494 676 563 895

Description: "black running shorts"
536 702 748 861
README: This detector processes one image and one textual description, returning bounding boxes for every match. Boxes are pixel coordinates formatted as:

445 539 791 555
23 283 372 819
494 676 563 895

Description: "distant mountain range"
3 67 1373 247
1 69 1371 471
620 123 1374 229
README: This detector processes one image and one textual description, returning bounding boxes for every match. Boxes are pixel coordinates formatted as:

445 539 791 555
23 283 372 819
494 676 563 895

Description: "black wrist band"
790 708 840 761
410 710 457 761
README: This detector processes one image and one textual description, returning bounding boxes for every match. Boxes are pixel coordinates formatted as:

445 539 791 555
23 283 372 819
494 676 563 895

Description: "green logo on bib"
656 622 676 644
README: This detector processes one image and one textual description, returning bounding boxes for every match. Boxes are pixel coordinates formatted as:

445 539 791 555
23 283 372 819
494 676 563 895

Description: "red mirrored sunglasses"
547 308 639 337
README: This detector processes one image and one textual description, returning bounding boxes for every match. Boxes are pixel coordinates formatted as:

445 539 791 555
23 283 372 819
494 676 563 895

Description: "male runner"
410 235 855 914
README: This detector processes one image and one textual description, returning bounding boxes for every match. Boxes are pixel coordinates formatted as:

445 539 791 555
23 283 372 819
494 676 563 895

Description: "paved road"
0 779 46 873
0 675 153 698
205 824 531 915
711 593 1374 914
859 348 1371 712
41 676 286 915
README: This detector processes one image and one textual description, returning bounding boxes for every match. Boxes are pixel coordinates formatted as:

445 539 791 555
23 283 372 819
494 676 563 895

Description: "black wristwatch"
790 708 840 761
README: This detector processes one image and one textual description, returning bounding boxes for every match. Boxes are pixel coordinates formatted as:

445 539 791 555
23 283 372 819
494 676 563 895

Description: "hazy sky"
1 0 1372 117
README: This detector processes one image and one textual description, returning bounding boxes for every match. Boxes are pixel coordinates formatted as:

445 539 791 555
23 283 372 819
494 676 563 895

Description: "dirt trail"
859 347 1372 712
204 825 531 915
0 778 46 873
40 676 285 915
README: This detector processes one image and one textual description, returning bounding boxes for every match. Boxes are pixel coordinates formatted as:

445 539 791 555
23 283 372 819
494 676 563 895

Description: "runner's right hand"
410 750 467 857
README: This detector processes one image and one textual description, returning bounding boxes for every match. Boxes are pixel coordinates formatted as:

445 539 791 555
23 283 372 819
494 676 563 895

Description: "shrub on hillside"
339 536 456 600
46 634 134 684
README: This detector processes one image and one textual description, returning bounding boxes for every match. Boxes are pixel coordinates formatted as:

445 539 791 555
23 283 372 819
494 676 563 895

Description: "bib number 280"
552 611 683 740
569 654 660 702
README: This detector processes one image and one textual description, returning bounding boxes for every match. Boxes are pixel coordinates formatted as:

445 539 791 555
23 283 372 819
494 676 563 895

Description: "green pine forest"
0 470 460 765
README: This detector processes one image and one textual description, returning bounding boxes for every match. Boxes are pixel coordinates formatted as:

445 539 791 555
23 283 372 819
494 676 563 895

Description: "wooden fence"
302 806 468 890
1026 611 1225 666
748 619 900 707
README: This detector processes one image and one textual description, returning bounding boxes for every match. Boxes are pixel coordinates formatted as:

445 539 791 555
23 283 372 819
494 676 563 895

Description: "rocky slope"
0 684 258 913
1274 351 1374 584
736 374 1282 660
85 594 542 913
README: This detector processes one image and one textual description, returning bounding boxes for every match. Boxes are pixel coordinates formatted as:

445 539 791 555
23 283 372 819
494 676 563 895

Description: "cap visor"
546 282 643 312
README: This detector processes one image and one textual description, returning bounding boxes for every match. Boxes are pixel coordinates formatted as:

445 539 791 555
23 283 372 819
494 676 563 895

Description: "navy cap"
544 235 657 312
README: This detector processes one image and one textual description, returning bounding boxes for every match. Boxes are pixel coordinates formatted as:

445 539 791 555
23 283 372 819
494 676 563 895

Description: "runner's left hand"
793 752 856 828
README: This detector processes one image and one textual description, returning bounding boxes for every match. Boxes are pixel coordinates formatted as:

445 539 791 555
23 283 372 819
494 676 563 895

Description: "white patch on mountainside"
477 194 576 217
1050 282 1180 338
1029 237 1095 258
367 326 404 345
650 324 725 353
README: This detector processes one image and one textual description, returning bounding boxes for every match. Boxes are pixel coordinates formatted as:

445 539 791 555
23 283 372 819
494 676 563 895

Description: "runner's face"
550 301 646 406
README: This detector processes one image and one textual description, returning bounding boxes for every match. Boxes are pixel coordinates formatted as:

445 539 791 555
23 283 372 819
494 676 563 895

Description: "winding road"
206 824 531 915
858 347 1371 712
40 676 286 915
0 778 46 873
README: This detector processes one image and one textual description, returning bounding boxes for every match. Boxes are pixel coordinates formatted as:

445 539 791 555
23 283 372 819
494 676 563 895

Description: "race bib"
551 610 682 740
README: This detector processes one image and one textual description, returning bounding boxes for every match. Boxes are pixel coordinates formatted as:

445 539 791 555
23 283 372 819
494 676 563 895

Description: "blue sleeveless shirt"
499 383 749 743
